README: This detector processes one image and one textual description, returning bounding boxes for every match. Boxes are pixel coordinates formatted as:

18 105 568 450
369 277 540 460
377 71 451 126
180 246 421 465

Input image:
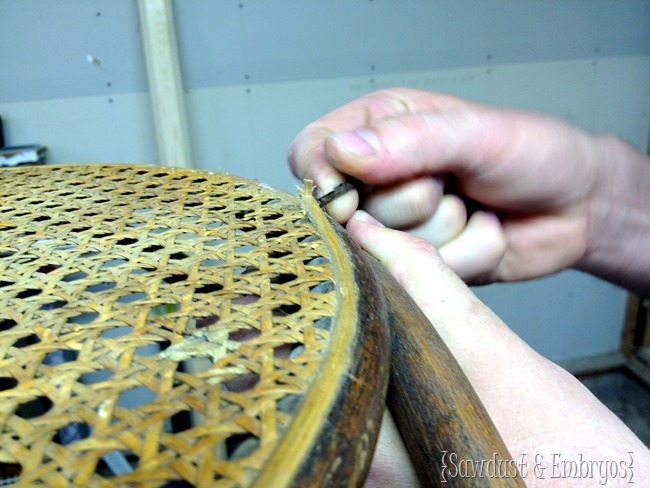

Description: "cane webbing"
0 164 339 486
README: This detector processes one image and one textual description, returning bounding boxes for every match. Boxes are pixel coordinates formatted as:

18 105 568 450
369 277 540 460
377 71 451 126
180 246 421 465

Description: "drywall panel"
2 0 649 103
174 0 650 88
0 93 157 164
0 0 146 103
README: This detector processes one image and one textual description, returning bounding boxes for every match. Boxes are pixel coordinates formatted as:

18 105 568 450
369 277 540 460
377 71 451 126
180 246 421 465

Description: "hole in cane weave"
195 315 219 328
226 432 260 460
234 244 256 254
298 234 320 243
55 242 77 251
168 409 192 434
40 300 68 310
273 303 301 316
228 328 261 342
233 209 253 219
53 422 91 445
16 395 53 419
85 282 117 293
314 317 332 330
43 349 79 365
206 220 224 229
169 252 191 261
133 266 156 275
309 279 334 293
234 265 258 275
0 462 21 482
232 294 260 305
274 343 304 359
70 225 92 233
79 250 100 259
102 258 128 268
277 393 302 414
0 319 17 332
261 212 282 221
224 372 259 393
163 274 188 284
16 288 42 299
150 226 172 235
142 244 164 253
100 326 133 339
68 311 99 325
80 368 113 385
136 340 170 356
116 237 138 246
151 303 180 316
116 292 147 303
200 258 226 267
117 386 156 408
13 333 39 349
265 229 288 239
0 280 13 288
268 249 291 259
204 238 226 247
306 256 330 266
97 449 139 477
194 283 224 294
271 273 297 285
0 223 17 232
0 377 18 391
63 271 88 282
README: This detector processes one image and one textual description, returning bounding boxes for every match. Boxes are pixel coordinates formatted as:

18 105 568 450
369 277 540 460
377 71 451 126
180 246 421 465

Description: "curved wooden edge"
368 260 525 487
252 183 390 487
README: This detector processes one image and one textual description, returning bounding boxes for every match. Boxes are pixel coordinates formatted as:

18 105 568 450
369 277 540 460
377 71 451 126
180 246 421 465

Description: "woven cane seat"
0 164 389 487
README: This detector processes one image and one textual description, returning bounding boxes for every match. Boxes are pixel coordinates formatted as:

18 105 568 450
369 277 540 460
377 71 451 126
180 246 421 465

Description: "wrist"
575 134 650 295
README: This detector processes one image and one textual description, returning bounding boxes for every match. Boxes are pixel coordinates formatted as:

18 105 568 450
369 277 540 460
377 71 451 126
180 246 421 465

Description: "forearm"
576 135 650 296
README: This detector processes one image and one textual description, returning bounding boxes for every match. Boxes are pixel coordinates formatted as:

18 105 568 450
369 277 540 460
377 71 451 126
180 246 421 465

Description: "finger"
407 194 467 247
362 176 443 229
288 127 359 223
288 89 469 186
438 211 507 284
346 210 476 346
323 108 503 187
365 409 419 488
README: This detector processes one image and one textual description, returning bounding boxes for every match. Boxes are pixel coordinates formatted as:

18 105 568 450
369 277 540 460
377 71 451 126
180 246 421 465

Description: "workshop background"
1 0 649 367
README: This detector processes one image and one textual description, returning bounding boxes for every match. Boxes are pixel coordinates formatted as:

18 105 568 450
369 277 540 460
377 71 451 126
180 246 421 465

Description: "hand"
350 211 649 487
289 88 611 284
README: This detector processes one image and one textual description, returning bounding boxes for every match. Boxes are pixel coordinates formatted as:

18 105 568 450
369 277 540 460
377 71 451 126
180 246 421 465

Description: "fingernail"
329 130 380 157
353 210 385 227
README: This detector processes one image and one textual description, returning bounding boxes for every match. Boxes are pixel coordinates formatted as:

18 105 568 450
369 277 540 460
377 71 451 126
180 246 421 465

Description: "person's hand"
289 88 613 284
348 211 649 487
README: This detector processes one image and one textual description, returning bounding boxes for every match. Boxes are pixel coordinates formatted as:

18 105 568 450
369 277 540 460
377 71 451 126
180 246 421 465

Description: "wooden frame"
138 0 193 168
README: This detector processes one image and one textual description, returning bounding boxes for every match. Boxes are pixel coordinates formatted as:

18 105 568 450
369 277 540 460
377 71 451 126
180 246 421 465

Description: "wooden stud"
138 0 193 168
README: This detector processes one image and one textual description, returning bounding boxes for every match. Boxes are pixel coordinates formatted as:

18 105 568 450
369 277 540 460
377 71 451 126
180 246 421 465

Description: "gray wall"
1 0 649 362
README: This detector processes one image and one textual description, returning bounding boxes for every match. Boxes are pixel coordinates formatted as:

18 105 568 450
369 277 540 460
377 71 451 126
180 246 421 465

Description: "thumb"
325 110 502 186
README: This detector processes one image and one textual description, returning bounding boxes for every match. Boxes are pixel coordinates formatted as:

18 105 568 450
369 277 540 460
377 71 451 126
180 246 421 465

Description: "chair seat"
0 164 389 487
